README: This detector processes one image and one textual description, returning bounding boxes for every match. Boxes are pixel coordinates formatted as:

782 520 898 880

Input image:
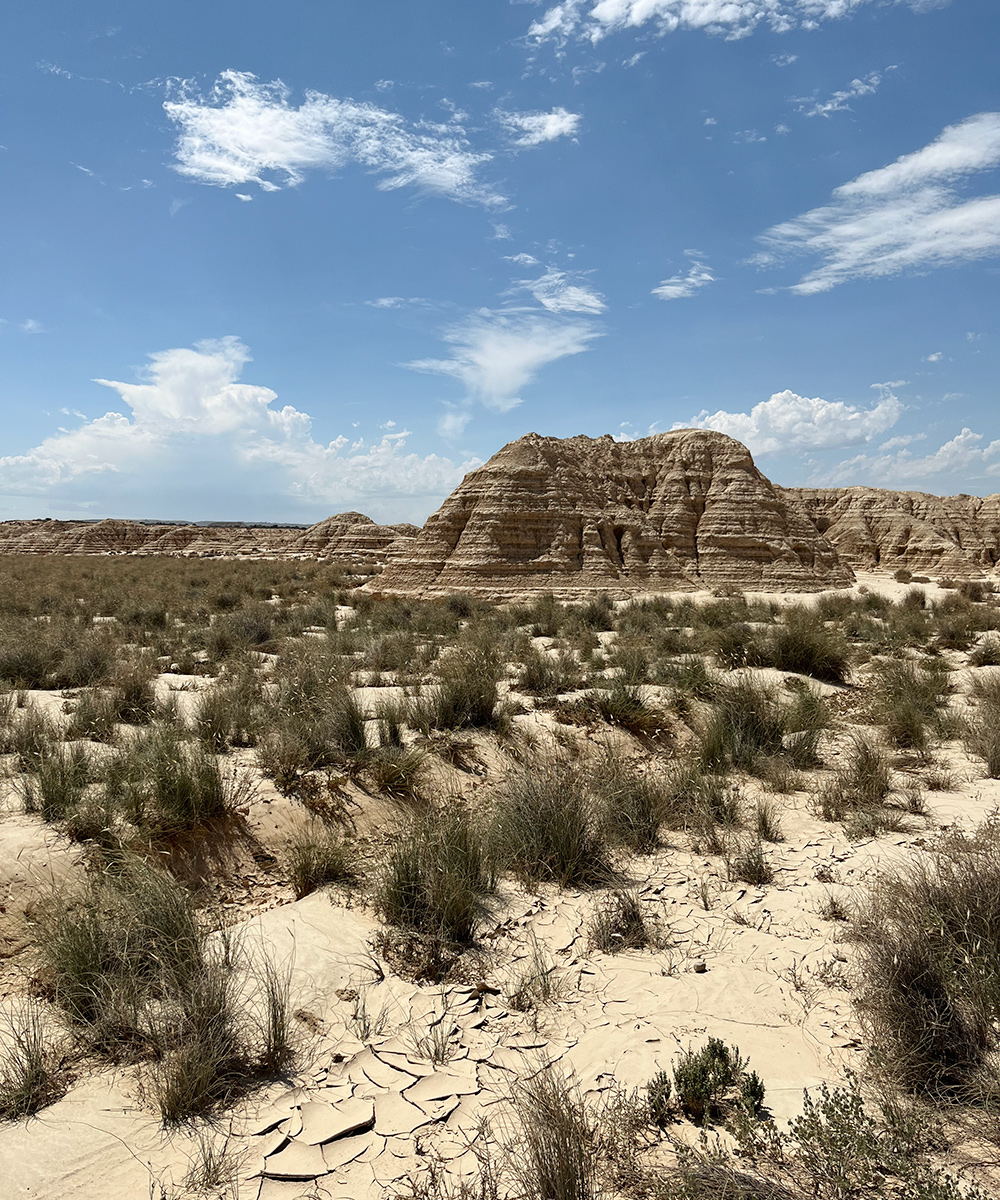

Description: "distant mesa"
0 512 418 569
4 430 1000 591
372 429 851 597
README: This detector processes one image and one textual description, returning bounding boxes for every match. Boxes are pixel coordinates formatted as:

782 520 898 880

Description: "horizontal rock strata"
0 512 418 567
372 430 853 598
782 487 1000 576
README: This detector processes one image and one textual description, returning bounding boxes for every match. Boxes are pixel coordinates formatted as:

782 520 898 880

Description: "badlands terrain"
1 431 1000 1199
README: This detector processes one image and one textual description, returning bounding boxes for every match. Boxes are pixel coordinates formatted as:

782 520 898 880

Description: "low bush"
672 1037 764 1124
964 684 1000 778
968 636 1000 667
589 756 671 854
366 746 426 801
728 838 774 886
763 610 851 684
20 743 96 824
488 766 614 888
588 680 668 738
510 1070 601 1200
871 658 949 751
194 667 264 750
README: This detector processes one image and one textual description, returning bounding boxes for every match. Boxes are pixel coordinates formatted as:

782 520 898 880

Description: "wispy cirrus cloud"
515 267 606 314
683 386 903 454
527 1 942 47
0 338 473 521
495 106 581 146
164 70 504 206
795 66 897 118
406 310 602 413
652 252 714 300
754 111 1000 293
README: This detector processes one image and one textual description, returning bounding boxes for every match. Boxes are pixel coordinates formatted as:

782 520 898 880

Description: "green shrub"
673 1037 759 1125
588 680 667 738
194 667 263 750
589 756 670 854
366 746 425 800
20 743 95 823
728 838 774 886
763 609 850 684
646 1070 673 1127
871 658 949 751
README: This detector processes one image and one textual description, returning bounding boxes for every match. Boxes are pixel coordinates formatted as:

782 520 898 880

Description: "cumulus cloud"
495 106 581 147
0 338 474 521
755 111 1000 293
796 67 896 118
406 310 602 412
527 1 937 46
820 428 1000 488
164 70 504 206
683 386 904 454
515 267 606 314
652 253 714 300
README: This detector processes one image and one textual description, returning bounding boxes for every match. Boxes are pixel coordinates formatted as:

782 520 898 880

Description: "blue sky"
1 0 998 522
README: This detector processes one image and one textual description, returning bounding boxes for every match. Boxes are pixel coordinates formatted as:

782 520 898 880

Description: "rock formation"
782 487 1000 576
0 512 418 569
372 430 853 598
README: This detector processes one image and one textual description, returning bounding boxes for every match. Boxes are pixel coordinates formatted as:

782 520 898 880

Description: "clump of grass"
2 703 61 772
423 643 505 731
20 742 96 823
763 609 851 684
752 798 784 843
588 755 671 854
817 733 895 830
284 826 355 898
0 1003 64 1120
108 724 244 829
488 765 614 888
727 838 774 886
964 680 1000 778
508 932 563 1013
871 658 949 751
194 666 264 750
37 855 294 1122
508 1070 601 1200
516 645 582 696
366 746 426 801
587 889 661 953
587 680 668 738
699 678 785 773
851 821 1000 1103
969 636 1000 667
375 808 494 946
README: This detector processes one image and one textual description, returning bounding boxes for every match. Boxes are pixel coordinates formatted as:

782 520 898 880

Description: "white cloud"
755 111 1000 293
495 106 581 147
515 267 606 314
505 252 540 266
923 351 943 362
0 337 474 520
772 53 798 66
796 67 895 118
437 408 473 440
821 428 1000 488
406 310 602 413
683 387 903 454
703 117 717 126
164 70 504 207
652 252 714 300
235 192 253 201
527 1 936 46
365 296 428 309
18 319 43 334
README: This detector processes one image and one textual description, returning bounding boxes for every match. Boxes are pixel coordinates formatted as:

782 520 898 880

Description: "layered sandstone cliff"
0 512 418 567
372 430 853 598
782 487 1000 576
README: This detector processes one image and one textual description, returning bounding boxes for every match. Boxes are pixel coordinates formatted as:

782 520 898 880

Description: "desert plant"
20 742 95 823
673 1037 759 1125
427 644 504 730
700 678 785 773
588 679 667 738
850 821 1000 1102
753 798 784 843
488 766 614 888
589 756 670 854
588 889 660 953
646 1070 673 1127
0 1003 63 1120
507 932 563 1013
871 658 949 751
728 838 774 886
763 609 851 684
964 688 1000 778
194 666 263 750
817 734 893 824
375 808 494 946
367 746 426 801
968 636 1000 667
510 1070 601 1200
284 825 355 898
